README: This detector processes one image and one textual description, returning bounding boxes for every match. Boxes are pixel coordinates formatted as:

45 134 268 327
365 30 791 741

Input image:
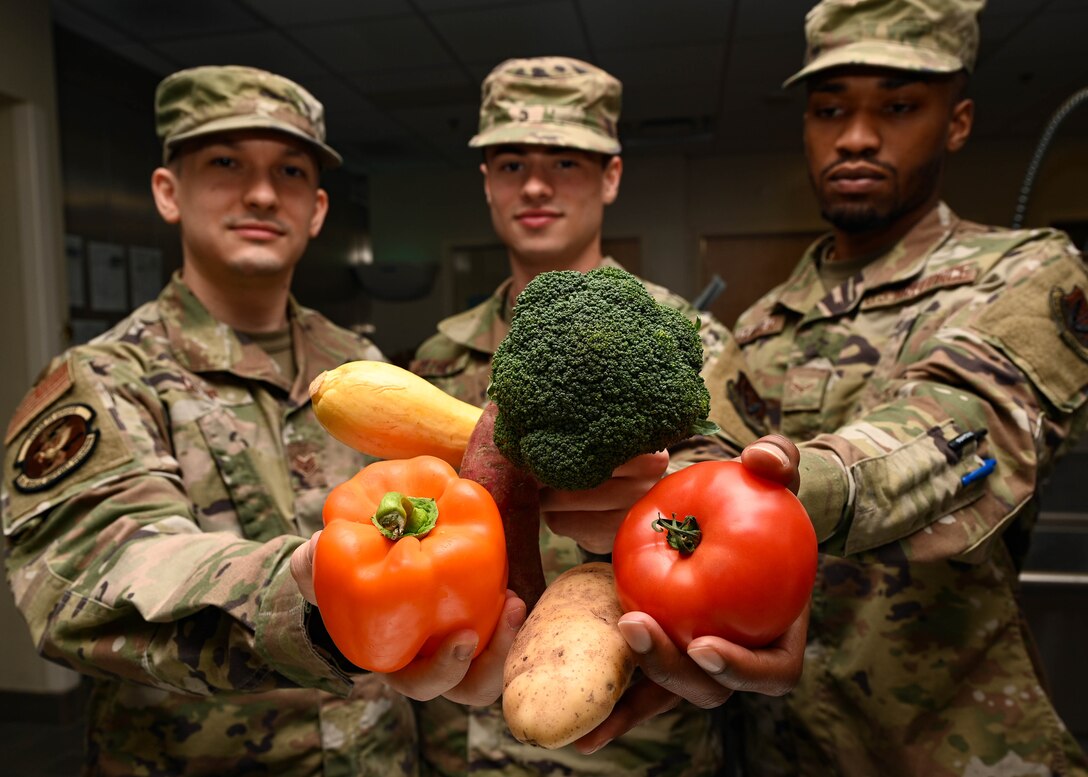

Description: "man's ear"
947 97 974 153
480 161 492 205
602 156 623 205
151 167 181 224
309 188 330 238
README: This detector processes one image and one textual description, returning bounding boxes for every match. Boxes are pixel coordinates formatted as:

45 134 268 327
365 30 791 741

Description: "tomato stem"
652 512 702 554
372 491 439 540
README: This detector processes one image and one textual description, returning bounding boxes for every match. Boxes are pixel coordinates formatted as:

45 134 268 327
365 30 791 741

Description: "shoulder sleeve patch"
12 404 99 493
3 356 137 536
1050 285 1088 361
977 258 1088 412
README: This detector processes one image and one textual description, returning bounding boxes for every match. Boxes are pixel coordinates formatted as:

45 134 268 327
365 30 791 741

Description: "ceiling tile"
726 36 804 95
238 0 411 26
621 81 720 122
596 44 724 85
63 0 262 41
292 17 453 72
347 67 474 98
982 0 1050 17
47 0 1088 167
734 0 813 39
413 0 541 10
429 2 590 65
152 30 328 81
296 77 404 144
50 1 131 46
386 102 481 151
108 43 181 77
581 0 733 49
972 10 1088 102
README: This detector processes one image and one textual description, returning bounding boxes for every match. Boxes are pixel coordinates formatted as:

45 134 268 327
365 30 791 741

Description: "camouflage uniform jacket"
409 257 749 777
727 203 1088 776
2 273 419 777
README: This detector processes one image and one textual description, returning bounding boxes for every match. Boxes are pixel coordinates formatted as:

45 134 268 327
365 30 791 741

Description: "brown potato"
502 562 636 749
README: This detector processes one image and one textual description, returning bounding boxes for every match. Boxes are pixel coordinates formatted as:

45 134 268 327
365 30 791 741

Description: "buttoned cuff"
254 561 356 696
796 448 850 542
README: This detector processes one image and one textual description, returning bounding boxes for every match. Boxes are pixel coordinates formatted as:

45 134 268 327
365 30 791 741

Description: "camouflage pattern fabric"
2 273 418 777
468 56 622 155
784 0 985 87
721 203 1088 776
410 258 746 777
155 64 342 169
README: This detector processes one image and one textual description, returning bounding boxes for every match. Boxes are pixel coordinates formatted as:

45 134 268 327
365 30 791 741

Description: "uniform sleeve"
797 239 1088 562
2 351 357 697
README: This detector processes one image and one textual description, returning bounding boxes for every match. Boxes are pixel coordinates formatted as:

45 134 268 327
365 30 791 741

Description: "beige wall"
0 0 77 694
369 133 1088 356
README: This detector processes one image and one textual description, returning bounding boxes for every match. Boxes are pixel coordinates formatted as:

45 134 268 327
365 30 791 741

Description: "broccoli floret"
488 266 716 491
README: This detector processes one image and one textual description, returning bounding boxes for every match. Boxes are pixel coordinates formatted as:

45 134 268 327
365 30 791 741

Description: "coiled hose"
1012 86 1088 229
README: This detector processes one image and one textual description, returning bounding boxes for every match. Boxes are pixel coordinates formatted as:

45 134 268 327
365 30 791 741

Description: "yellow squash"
309 360 482 468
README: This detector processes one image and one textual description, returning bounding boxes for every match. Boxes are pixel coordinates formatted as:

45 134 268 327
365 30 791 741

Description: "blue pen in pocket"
961 457 996 487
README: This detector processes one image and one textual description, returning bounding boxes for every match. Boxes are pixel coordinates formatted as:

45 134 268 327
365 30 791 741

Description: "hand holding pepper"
289 455 527 706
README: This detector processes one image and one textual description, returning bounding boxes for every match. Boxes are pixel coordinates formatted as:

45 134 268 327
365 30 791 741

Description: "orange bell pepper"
313 455 508 673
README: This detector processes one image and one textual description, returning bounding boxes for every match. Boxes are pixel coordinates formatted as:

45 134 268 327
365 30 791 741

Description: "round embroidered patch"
13 404 99 493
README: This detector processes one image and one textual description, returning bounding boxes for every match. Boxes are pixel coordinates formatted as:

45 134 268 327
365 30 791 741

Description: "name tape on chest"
736 315 787 346
860 263 979 311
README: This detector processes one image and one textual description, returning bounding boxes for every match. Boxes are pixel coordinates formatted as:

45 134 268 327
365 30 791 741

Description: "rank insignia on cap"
1050 285 1088 361
727 373 770 436
13 404 100 493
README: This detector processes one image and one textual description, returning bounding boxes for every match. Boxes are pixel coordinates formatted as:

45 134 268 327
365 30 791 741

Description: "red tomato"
612 460 816 648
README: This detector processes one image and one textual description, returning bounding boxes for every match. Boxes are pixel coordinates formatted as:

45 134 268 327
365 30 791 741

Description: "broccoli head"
487 266 717 491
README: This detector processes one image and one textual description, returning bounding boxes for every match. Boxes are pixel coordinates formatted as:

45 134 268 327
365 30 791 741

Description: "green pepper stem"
372 491 439 540
651 512 702 554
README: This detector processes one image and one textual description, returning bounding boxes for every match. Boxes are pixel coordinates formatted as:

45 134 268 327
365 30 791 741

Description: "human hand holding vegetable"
574 602 810 754
538 436 795 557
289 456 527 706
539 451 670 554
564 434 808 752
307 269 804 750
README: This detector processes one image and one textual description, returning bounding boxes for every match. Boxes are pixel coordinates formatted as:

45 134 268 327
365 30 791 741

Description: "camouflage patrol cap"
155 65 342 169
469 56 622 154
784 0 986 87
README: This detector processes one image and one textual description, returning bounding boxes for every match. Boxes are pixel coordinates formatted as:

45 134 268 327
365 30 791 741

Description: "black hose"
1012 86 1088 229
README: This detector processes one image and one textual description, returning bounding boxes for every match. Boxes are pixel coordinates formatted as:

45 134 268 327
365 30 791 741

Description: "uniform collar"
773 202 959 323
437 256 618 355
159 272 354 402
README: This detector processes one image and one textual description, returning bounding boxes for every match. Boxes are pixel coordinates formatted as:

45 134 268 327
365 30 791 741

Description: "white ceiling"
50 0 1088 174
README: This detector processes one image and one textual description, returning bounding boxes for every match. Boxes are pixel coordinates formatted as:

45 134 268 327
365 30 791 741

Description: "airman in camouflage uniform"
708 2 1088 774
411 56 750 777
2 66 421 776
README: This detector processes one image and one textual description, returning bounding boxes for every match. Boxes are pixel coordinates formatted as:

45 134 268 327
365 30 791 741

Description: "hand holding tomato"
612 458 816 650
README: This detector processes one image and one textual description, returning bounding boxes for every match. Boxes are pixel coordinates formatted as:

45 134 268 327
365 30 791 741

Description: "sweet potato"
459 402 547 611
502 562 636 749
